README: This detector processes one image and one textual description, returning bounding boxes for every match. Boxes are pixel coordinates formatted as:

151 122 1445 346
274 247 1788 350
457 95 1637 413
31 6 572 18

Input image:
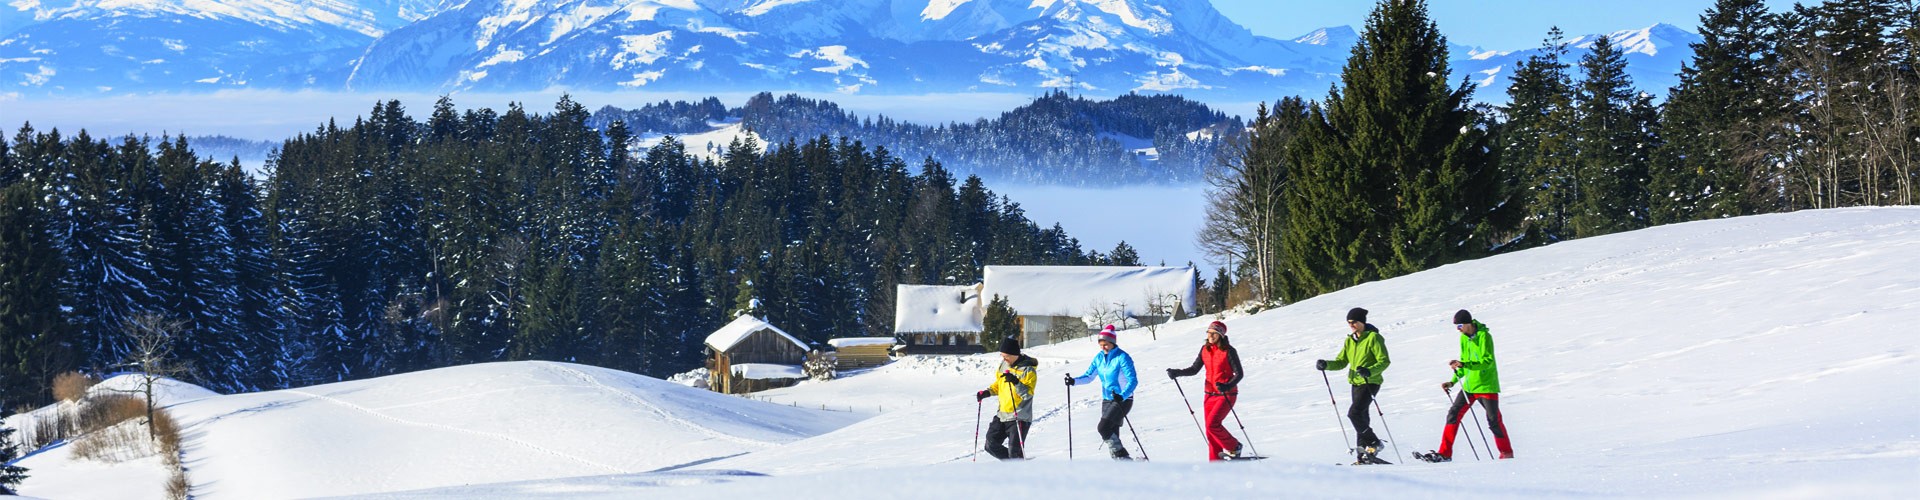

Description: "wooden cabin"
827 337 897 369
704 314 810 394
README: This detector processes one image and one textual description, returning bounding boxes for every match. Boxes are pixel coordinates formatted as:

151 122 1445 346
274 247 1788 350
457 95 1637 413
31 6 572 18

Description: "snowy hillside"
10 361 862 499
11 207 1918 498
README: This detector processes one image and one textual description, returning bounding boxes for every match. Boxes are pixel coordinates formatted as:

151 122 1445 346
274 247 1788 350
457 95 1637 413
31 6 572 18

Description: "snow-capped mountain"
1454 23 1699 99
2 0 1703 102
0 0 448 93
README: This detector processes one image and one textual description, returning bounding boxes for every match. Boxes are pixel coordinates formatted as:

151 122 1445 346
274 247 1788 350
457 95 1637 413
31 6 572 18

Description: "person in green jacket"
1315 307 1391 463
1417 309 1515 462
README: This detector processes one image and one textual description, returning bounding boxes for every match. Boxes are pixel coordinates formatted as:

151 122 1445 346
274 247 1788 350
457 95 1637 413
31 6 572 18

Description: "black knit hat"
1346 307 1368 323
1453 309 1473 325
999 340 1021 356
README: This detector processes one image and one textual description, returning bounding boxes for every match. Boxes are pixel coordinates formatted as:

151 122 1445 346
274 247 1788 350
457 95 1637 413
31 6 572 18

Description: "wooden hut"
827 337 897 369
704 314 810 394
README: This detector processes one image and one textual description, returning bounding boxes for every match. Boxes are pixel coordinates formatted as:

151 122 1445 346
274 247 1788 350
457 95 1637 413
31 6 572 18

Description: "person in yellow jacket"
1315 307 1392 464
976 340 1039 459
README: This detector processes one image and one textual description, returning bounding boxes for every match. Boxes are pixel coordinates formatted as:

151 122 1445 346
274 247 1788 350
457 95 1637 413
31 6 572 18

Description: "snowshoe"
1352 445 1393 465
1412 451 1451 463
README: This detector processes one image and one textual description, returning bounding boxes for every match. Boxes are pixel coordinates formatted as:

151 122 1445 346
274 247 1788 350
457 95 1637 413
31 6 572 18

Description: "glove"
976 390 990 401
1356 366 1371 378
1314 360 1327 370
1001 372 1019 384
1215 382 1234 392
1063 374 1075 386
1441 381 1454 392
1165 368 1179 379
1448 360 1464 370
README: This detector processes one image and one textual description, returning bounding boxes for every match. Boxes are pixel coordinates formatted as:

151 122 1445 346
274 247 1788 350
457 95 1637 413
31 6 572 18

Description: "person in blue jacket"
1065 324 1139 459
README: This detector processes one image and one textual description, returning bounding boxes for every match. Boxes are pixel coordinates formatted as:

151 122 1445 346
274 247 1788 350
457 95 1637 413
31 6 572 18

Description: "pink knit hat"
1094 324 1117 344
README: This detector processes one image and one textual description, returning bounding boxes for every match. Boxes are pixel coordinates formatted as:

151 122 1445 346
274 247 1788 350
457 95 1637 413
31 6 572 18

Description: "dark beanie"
1453 309 1473 325
1346 307 1368 323
999 340 1021 356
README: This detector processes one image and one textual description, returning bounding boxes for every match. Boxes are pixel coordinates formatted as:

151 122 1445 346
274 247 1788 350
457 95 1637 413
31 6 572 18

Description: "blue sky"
1211 0 1804 49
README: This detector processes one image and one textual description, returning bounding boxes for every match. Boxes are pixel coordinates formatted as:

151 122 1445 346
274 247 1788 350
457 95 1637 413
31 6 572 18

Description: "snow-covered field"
10 207 1919 499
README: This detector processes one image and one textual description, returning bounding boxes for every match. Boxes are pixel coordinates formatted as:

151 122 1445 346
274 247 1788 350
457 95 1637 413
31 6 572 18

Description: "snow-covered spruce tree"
1280 0 1507 301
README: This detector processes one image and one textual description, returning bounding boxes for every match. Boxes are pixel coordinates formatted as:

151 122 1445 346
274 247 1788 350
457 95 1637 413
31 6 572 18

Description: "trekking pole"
1229 409 1259 457
1171 379 1209 446
1372 398 1402 462
972 399 983 462
1445 387 1482 461
1066 383 1074 461
1466 396 1494 458
1320 370 1353 452
1124 415 1150 461
1012 417 1029 460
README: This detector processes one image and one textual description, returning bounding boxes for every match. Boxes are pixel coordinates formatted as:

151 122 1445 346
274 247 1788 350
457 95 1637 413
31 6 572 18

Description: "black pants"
1349 383 1382 448
1098 398 1135 457
984 418 1032 459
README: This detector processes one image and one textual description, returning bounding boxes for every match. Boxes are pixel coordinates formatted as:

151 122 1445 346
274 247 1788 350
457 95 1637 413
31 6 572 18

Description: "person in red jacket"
1167 320 1246 460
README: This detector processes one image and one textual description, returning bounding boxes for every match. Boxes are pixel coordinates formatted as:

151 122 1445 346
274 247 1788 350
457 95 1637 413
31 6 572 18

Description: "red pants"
1204 393 1242 461
1438 392 1514 459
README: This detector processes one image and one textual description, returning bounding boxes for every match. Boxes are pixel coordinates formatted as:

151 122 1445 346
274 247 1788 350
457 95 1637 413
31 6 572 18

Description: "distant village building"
892 284 988 355
982 265 1198 347
704 314 810 394
891 265 1199 353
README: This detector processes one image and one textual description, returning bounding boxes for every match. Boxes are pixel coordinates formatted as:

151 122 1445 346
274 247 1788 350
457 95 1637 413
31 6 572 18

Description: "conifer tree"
1281 0 1505 300
1108 241 1142 266
1652 0 1789 222
1501 28 1580 247
981 295 1019 351
1571 35 1654 237
0 412 27 494
0 183 69 407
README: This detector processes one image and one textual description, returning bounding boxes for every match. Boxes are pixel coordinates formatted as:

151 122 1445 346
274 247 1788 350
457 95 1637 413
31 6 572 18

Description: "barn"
703 314 811 394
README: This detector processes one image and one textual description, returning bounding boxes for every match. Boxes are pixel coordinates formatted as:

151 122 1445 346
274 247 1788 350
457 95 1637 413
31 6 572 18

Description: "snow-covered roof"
827 337 898 348
893 284 985 333
731 363 806 380
704 314 810 352
981 265 1199 318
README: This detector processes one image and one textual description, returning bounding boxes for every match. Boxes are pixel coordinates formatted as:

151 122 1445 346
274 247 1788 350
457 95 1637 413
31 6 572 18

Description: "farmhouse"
891 265 1199 352
892 284 988 355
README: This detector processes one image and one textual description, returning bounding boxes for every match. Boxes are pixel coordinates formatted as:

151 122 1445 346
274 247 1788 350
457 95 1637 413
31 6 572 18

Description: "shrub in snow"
804 351 838 381
667 368 710 388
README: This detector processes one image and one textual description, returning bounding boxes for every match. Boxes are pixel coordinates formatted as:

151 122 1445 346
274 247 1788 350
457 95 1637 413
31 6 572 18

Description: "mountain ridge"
0 1 1702 102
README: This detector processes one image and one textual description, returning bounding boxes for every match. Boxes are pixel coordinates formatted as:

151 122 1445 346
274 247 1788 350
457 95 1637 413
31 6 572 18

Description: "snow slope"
383 207 1919 498
12 361 861 499
13 207 1920 498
